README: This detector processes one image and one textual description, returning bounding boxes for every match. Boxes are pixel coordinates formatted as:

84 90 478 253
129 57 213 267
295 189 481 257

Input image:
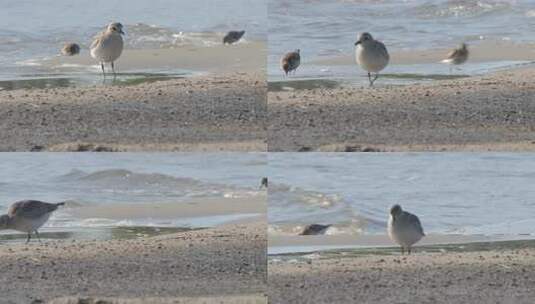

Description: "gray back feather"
405 212 425 236
8 200 60 219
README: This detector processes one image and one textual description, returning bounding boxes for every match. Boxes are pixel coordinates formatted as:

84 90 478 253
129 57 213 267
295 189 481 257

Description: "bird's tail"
441 58 453 64
56 202 66 207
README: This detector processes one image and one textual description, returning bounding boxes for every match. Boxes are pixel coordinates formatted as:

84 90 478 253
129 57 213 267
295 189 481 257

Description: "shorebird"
442 43 469 71
61 43 80 56
90 22 125 77
260 177 268 189
223 30 245 44
300 224 332 235
0 200 65 243
354 32 389 87
281 49 300 76
388 204 425 255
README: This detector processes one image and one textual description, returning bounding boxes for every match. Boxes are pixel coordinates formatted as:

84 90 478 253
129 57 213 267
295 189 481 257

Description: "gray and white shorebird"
0 200 65 243
223 30 245 45
387 204 425 255
281 49 300 76
442 43 469 71
90 22 125 77
61 43 80 56
354 32 389 87
300 224 332 235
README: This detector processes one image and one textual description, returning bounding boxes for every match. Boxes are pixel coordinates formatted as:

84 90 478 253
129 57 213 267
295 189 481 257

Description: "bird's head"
355 32 373 46
390 204 403 217
108 22 125 35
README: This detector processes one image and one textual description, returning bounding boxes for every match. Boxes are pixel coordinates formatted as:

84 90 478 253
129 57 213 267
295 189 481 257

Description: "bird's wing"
90 30 106 50
376 41 389 60
445 48 460 60
282 52 294 63
8 200 58 219
407 213 425 236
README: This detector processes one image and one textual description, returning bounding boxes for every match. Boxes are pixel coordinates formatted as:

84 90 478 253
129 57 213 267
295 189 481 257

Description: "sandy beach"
0 221 267 303
269 239 535 303
0 43 267 152
268 64 535 152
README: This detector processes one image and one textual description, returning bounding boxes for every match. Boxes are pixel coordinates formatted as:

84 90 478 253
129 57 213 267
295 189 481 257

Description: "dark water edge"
0 226 203 243
0 72 188 91
267 73 470 92
268 79 340 92
269 238 535 261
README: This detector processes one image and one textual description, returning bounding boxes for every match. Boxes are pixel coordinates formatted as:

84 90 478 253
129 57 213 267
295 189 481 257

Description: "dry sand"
0 222 267 304
269 245 535 303
0 71 266 152
269 66 535 151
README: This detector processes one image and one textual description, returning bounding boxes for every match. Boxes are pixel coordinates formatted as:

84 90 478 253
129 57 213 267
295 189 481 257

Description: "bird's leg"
368 72 372 87
408 247 412 255
401 246 404 255
101 63 105 77
35 230 41 243
112 61 116 77
370 73 379 87
26 232 31 243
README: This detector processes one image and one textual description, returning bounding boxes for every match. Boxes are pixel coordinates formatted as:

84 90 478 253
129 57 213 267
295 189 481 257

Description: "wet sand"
0 222 267 303
267 233 531 255
66 197 266 222
269 65 535 151
0 71 266 152
269 240 535 303
42 42 266 74
312 40 535 66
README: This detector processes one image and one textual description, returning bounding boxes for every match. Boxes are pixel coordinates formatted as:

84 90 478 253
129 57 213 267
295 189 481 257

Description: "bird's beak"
120 29 125 35
354 40 360 46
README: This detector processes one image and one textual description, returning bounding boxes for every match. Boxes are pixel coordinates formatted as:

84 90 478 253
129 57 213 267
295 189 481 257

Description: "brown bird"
442 43 469 71
223 30 245 44
281 49 300 76
61 43 80 56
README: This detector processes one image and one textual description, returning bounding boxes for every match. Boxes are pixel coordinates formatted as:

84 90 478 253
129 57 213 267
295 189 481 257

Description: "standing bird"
0 200 65 243
223 30 245 45
355 32 389 87
387 204 425 255
61 43 81 56
442 43 469 71
260 177 268 189
281 49 300 76
90 22 125 77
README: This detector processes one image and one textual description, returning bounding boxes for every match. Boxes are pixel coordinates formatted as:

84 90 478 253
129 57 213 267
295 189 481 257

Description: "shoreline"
268 234 535 255
269 65 535 151
0 222 267 303
310 40 535 66
0 71 266 152
269 238 535 303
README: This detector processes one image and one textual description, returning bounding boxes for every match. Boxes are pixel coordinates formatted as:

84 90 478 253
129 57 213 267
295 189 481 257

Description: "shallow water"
0 0 266 85
268 153 535 238
268 0 535 84
0 153 266 241
269 238 535 257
